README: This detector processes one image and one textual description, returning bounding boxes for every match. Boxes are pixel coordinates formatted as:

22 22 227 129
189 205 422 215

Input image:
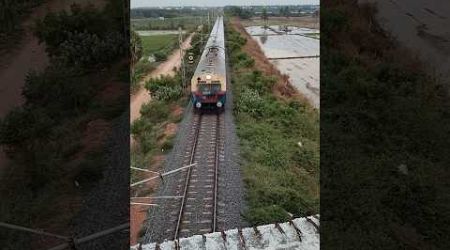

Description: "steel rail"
173 114 202 239
212 114 220 232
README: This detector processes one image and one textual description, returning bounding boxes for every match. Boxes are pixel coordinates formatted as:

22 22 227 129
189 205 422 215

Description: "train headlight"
196 102 202 108
206 75 212 80
216 101 223 108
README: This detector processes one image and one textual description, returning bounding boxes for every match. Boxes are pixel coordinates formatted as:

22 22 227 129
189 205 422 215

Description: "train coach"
191 16 227 111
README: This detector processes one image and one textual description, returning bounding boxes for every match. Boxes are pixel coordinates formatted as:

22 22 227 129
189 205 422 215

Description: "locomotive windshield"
198 83 221 95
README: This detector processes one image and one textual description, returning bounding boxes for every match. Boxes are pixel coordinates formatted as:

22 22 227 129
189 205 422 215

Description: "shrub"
153 51 167 62
139 101 169 123
34 4 126 68
236 87 265 117
145 74 182 102
54 30 126 68
22 67 95 117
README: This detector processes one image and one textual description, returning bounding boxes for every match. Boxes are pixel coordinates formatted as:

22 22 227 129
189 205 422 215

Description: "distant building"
158 16 165 20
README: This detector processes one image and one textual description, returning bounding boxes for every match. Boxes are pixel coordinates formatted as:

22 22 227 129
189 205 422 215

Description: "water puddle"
246 26 320 109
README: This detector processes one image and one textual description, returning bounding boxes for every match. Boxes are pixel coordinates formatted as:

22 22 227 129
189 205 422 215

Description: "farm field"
245 25 320 108
140 34 178 57
131 16 202 31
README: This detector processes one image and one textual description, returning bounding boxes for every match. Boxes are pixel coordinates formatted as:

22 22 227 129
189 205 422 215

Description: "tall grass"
226 23 319 225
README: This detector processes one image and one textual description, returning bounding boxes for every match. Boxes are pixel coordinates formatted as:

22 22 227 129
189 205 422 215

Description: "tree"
130 30 143 69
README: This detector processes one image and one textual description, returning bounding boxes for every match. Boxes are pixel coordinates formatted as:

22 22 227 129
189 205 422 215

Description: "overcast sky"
131 0 319 8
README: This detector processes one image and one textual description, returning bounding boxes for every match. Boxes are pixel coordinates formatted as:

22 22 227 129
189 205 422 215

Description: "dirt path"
130 33 194 124
129 33 194 245
363 0 450 84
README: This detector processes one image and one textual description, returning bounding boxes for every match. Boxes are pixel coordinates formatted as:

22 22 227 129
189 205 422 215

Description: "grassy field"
140 34 178 57
227 20 319 225
131 16 202 31
131 34 179 92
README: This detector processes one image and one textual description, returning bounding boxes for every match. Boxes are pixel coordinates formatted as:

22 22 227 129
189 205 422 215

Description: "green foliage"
145 74 182 102
23 67 95 117
140 101 169 123
131 30 143 65
131 60 155 92
153 51 167 62
0 0 43 33
322 3 450 249
34 4 126 69
0 3 128 248
245 205 290 225
225 6 253 19
226 24 319 225
0 107 54 155
131 16 202 31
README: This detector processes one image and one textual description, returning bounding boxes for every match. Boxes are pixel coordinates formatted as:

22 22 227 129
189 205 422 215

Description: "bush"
140 101 169 123
0 0 43 34
54 30 126 68
34 4 126 68
236 87 265 117
153 51 167 62
145 74 182 102
0 107 54 155
22 67 95 117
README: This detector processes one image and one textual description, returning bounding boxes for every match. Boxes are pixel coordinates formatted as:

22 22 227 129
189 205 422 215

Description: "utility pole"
207 11 210 31
178 27 186 90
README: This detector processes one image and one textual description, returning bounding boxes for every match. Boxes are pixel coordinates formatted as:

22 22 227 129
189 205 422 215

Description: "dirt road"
364 0 450 84
130 33 194 123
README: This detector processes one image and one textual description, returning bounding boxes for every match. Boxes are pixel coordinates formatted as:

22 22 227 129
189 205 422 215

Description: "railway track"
172 112 224 240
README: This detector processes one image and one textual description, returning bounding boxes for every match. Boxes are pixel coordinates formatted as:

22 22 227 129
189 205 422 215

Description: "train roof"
192 16 226 79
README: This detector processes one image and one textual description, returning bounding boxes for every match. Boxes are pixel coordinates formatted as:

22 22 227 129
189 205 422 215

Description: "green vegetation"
131 72 186 185
131 16 201 31
131 29 144 92
140 34 178 58
0 0 43 47
131 28 209 188
130 33 178 92
322 2 450 249
226 25 319 225
0 2 127 248
145 74 183 102
302 33 320 39
225 6 253 19
34 4 126 70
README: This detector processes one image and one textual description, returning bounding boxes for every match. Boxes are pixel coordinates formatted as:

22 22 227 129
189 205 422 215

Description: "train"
191 16 227 111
